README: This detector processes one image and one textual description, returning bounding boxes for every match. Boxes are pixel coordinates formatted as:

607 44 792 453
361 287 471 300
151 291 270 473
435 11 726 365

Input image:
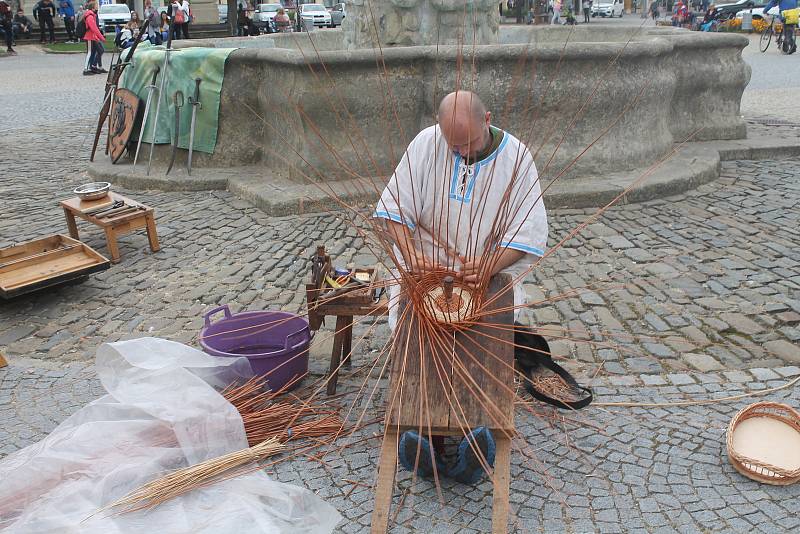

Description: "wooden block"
387 306 452 431
0 353 7 368
387 274 514 434
452 275 515 432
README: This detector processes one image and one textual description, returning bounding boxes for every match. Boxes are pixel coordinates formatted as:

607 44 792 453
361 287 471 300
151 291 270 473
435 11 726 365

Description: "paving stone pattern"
2 47 800 532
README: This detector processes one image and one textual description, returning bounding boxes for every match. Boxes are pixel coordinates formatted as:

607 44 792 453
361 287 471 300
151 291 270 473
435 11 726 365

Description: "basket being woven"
726 401 800 486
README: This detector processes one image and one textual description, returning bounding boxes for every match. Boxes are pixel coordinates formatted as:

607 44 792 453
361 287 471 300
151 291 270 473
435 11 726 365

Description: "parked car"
734 4 779 20
591 0 624 17
716 0 768 20
329 2 345 27
254 3 282 30
297 3 331 29
218 4 228 24
98 3 132 31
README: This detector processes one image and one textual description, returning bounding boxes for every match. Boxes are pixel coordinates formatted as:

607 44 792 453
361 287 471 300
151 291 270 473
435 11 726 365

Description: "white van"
591 0 625 17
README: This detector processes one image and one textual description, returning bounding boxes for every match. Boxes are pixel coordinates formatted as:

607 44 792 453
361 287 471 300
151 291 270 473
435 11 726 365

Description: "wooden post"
371 428 399 534
63 208 79 240
326 315 349 395
442 275 454 303
145 213 161 252
342 315 353 368
491 434 512 533
104 227 121 264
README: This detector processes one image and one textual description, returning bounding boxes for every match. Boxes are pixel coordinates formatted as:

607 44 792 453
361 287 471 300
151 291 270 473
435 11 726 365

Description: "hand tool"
166 90 184 175
186 78 202 176
133 66 161 170
146 18 178 176
85 200 125 217
89 20 149 162
96 205 146 219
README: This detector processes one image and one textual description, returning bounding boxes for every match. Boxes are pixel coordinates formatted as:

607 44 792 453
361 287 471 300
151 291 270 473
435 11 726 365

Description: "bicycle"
760 14 796 54
759 15 784 52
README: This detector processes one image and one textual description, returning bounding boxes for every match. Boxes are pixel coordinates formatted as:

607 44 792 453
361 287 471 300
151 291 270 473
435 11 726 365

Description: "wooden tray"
0 234 110 299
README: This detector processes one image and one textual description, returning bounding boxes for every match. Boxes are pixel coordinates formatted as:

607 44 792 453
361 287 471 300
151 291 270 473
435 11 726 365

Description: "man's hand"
457 248 526 287
407 248 435 274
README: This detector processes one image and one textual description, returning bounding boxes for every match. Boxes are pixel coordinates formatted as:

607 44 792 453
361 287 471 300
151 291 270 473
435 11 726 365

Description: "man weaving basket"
373 90 549 483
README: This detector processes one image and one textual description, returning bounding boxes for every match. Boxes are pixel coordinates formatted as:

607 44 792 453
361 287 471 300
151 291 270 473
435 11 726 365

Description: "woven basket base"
727 402 800 486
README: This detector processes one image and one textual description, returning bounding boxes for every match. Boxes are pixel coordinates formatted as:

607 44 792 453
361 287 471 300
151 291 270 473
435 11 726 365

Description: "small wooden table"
60 192 160 264
306 245 388 395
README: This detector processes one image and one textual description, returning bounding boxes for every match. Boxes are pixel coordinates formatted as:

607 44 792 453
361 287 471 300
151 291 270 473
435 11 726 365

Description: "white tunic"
373 125 548 328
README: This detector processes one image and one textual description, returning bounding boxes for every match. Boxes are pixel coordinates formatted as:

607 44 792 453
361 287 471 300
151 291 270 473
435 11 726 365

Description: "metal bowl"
74 182 111 201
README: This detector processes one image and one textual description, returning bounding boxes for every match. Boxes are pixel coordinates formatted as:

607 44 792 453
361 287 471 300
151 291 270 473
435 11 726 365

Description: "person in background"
143 0 160 44
0 0 16 55
169 0 189 39
13 8 34 42
582 0 591 22
551 0 561 23
700 3 719 30
236 1 247 35
116 10 142 48
82 0 105 75
650 0 659 20
33 0 57 43
274 7 291 32
159 10 170 41
762 0 798 53
58 0 76 43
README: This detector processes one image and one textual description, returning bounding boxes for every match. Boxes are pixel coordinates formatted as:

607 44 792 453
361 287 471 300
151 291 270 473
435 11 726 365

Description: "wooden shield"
108 89 141 164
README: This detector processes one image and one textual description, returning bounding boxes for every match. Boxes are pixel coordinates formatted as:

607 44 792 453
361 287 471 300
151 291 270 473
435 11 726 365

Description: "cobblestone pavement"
2 45 800 532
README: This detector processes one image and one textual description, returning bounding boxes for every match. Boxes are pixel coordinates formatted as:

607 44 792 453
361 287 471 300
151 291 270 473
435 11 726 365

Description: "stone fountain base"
91 25 793 212
88 136 800 214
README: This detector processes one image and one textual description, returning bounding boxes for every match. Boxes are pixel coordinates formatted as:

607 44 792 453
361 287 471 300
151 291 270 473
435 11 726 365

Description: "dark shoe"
83 69 96 75
398 431 446 478
96 67 107 73
449 427 495 484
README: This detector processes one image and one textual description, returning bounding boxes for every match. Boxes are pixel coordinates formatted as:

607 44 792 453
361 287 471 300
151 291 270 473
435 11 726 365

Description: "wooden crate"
0 234 110 299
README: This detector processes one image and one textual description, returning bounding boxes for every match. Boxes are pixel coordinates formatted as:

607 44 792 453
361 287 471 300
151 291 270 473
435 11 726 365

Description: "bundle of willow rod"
222 376 345 447
100 437 284 515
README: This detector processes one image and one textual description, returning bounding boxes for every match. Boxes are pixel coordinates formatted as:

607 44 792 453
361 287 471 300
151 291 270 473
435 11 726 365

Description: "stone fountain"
90 1 773 213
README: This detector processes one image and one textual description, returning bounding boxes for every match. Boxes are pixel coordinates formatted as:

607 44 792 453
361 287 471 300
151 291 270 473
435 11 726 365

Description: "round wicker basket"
726 401 800 486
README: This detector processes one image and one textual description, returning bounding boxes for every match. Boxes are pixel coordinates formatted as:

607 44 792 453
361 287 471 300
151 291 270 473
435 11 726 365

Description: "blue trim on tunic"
500 241 544 256
448 132 510 204
373 210 416 230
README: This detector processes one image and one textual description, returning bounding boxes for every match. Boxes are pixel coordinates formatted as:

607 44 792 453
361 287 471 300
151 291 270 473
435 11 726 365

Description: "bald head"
437 91 492 159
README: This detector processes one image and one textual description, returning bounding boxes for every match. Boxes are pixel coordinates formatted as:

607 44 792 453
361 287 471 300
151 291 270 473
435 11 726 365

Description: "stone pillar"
342 0 499 49
190 0 218 24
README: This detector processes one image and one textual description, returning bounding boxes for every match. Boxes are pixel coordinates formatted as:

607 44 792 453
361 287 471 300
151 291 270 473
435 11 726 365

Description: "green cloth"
120 44 236 154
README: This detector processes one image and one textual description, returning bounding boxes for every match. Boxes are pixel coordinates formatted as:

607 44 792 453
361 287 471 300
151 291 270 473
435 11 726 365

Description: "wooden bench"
371 273 515 533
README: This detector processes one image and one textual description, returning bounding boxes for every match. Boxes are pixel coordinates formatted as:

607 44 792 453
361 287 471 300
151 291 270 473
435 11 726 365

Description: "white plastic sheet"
0 337 341 533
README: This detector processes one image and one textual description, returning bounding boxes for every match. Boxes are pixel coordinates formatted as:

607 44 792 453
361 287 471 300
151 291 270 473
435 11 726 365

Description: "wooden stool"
60 192 160 264
371 274 515 533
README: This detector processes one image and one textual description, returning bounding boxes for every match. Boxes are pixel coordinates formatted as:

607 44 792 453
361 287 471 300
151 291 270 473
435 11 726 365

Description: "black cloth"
514 323 593 410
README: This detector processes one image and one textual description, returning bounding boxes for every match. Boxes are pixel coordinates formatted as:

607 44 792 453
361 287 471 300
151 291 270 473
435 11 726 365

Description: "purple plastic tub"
199 304 310 392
